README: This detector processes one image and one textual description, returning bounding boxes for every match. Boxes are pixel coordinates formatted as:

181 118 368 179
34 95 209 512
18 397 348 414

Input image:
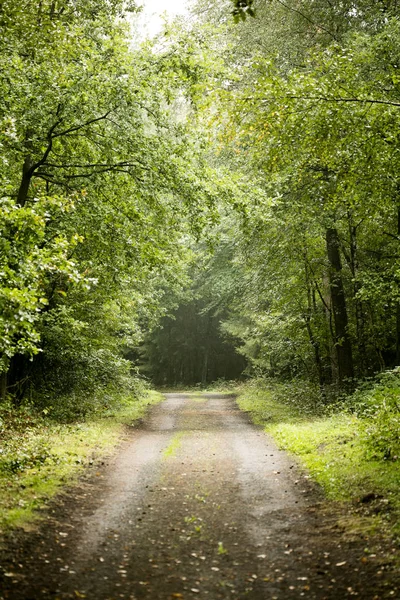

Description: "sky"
137 0 190 38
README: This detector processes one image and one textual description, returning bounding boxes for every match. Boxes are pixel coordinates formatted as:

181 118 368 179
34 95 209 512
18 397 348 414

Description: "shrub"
349 368 400 460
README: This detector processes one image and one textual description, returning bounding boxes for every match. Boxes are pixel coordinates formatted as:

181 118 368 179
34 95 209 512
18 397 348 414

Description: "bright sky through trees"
138 0 189 37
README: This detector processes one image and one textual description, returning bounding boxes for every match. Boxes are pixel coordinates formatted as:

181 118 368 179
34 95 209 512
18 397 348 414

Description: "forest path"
0 393 396 600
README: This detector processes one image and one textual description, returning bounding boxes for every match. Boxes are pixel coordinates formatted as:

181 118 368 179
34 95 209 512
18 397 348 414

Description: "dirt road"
0 394 398 599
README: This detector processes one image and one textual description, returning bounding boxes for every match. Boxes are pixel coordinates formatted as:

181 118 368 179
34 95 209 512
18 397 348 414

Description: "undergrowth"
237 376 400 542
0 389 163 532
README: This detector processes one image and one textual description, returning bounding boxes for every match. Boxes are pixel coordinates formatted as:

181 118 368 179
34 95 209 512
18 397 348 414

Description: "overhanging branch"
260 95 400 108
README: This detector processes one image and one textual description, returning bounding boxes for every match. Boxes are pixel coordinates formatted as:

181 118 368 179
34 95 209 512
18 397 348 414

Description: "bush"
349 368 400 460
29 349 148 422
257 377 325 414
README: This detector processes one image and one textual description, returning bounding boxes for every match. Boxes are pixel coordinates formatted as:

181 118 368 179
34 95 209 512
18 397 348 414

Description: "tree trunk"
0 371 7 401
7 354 30 405
396 207 400 365
348 218 368 374
16 156 33 207
304 314 325 388
303 260 326 388
326 227 354 387
202 350 209 385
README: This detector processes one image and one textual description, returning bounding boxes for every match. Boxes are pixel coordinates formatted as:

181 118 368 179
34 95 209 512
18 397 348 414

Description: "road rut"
0 393 397 600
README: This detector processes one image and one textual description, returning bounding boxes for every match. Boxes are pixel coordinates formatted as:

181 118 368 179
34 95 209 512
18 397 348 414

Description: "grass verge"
236 380 400 543
0 390 164 532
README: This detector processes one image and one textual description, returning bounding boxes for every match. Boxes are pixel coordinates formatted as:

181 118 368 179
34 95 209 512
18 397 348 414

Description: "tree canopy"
1 0 400 407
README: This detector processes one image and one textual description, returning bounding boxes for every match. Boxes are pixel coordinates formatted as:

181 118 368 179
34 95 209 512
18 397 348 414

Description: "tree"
0 0 230 405
188 0 400 391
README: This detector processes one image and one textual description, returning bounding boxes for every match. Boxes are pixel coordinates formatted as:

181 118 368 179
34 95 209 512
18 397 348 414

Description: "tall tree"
0 0 229 404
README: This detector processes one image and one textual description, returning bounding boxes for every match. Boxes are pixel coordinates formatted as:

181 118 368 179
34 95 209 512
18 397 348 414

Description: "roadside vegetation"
1 0 400 554
0 389 163 532
237 375 400 542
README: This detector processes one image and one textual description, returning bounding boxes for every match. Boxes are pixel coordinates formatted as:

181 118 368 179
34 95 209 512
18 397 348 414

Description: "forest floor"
0 393 399 600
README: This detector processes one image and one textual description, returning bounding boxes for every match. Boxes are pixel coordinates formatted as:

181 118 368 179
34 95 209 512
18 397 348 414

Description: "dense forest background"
1 0 400 415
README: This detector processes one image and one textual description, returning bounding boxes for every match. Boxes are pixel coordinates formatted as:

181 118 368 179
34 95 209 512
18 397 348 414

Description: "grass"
157 380 239 395
163 431 185 458
0 390 164 532
236 380 400 542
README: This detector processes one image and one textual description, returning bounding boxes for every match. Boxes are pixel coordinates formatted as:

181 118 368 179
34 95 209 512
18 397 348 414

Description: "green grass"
163 431 186 458
187 394 208 403
236 381 400 541
0 390 164 532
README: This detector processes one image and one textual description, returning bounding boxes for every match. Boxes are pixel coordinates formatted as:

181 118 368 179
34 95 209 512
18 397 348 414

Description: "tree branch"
383 231 400 241
261 95 400 108
274 0 338 41
28 119 62 176
43 161 150 170
52 111 113 138
35 167 146 182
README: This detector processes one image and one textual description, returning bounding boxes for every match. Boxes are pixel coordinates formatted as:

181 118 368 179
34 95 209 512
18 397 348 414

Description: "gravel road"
0 393 398 600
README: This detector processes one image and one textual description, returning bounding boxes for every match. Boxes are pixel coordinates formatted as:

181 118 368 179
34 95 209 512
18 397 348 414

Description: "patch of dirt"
0 394 398 599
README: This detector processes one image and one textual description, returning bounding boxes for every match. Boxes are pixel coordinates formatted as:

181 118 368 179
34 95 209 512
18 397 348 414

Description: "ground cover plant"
1 0 400 577
237 376 400 542
0 390 163 531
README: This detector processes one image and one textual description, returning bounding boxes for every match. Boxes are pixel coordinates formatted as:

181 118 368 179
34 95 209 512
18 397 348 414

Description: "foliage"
347 369 400 460
141 250 247 386
137 0 400 395
0 196 82 370
230 0 255 22
185 0 400 392
0 389 164 531
237 377 325 423
237 380 400 537
0 0 231 408
3 0 400 411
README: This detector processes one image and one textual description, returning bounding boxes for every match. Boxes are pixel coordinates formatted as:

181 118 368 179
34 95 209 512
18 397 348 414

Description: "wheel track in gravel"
0 393 398 600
